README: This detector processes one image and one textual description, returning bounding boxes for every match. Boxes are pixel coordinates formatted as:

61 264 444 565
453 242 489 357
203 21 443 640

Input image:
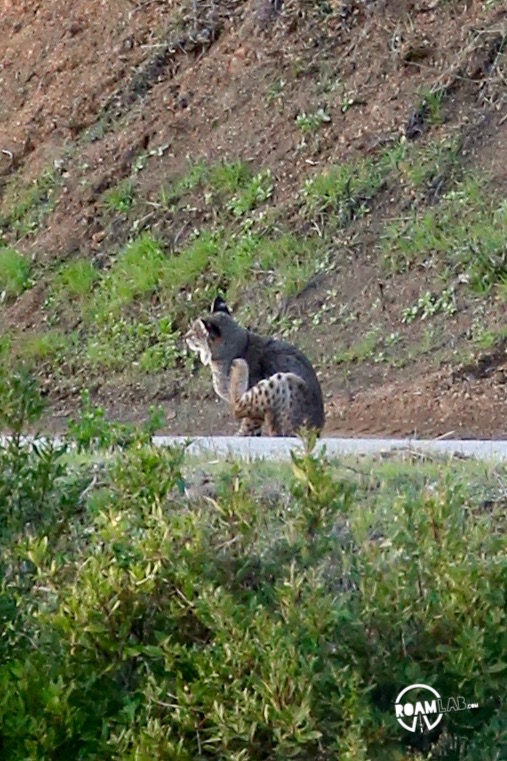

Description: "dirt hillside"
0 0 506 438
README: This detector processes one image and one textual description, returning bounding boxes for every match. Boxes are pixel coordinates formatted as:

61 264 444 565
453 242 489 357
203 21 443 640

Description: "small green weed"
295 108 331 134
0 366 45 435
469 322 507 351
316 63 342 96
0 247 31 300
333 328 382 364
207 160 252 196
418 87 446 126
401 287 457 324
266 78 286 104
226 169 274 217
102 179 135 214
67 388 166 452
159 160 208 207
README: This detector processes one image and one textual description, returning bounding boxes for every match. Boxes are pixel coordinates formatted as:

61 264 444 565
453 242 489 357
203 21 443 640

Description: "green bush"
0 372 506 759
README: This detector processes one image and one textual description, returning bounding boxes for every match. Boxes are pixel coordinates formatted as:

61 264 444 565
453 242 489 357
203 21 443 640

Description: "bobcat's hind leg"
237 417 262 436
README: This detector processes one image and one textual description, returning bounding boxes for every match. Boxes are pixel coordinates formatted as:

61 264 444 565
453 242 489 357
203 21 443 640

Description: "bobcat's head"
184 297 248 365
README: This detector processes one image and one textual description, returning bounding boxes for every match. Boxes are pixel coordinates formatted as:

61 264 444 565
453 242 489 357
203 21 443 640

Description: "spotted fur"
229 358 309 436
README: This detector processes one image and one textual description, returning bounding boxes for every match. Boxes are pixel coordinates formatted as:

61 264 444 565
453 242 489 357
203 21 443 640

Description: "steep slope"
0 0 506 437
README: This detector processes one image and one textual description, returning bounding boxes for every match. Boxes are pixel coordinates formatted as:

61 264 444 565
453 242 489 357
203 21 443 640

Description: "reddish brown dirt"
1 0 507 438
328 360 507 440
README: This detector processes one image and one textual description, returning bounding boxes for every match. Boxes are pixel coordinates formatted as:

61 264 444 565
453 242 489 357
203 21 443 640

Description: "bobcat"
229 358 309 436
184 297 325 436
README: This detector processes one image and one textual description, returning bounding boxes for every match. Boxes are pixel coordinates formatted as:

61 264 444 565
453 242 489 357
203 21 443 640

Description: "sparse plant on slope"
381 176 507 292
0 247 31 301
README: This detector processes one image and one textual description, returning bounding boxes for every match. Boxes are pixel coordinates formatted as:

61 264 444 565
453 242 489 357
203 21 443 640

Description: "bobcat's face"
184 319 213 366
185 304 248 366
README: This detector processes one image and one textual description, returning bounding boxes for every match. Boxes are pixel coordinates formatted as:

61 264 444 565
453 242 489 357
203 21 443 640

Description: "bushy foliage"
0 372 506 760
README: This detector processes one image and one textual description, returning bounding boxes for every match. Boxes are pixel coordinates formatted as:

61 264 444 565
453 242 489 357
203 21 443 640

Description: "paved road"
156 436 507 461
3 435 507 461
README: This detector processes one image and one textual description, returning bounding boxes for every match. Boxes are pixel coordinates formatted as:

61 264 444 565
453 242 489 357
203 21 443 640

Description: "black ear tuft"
211 296 231 315
202 318 221 339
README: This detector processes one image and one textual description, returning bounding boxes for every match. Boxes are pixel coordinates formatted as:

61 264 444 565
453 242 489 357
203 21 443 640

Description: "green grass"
0 333 12 365
418 87 446 126
469 323 507 351
14 329 69 363
85 313 184 373
160 160 208 206
333 328 382 364
207 159 252 195
0 247 30 299
0 169 60 238
226 169 274 217
300 150 394 225
0 371 507 761
166 230 223 293
380 176 507 292
102 179 135 214
396 136 462 191
55 258 99 299
160 160 274 218
88 233 170 323
299 137 461 235
225 232 319 286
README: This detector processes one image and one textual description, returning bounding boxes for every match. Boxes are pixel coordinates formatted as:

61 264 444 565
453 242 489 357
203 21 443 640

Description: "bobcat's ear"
211 296 231 315
200 318 221 340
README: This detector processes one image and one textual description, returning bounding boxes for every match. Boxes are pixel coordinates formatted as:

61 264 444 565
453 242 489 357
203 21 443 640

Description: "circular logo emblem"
395 683 443 733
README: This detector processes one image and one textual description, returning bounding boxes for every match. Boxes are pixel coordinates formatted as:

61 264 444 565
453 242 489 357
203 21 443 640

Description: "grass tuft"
102 179 135 214
0 247 31 300
14 330 69 363
56 258 99 299
0 169 60 238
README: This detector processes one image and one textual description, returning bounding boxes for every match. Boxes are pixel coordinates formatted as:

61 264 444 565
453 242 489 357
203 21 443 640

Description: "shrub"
0 375 506 759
